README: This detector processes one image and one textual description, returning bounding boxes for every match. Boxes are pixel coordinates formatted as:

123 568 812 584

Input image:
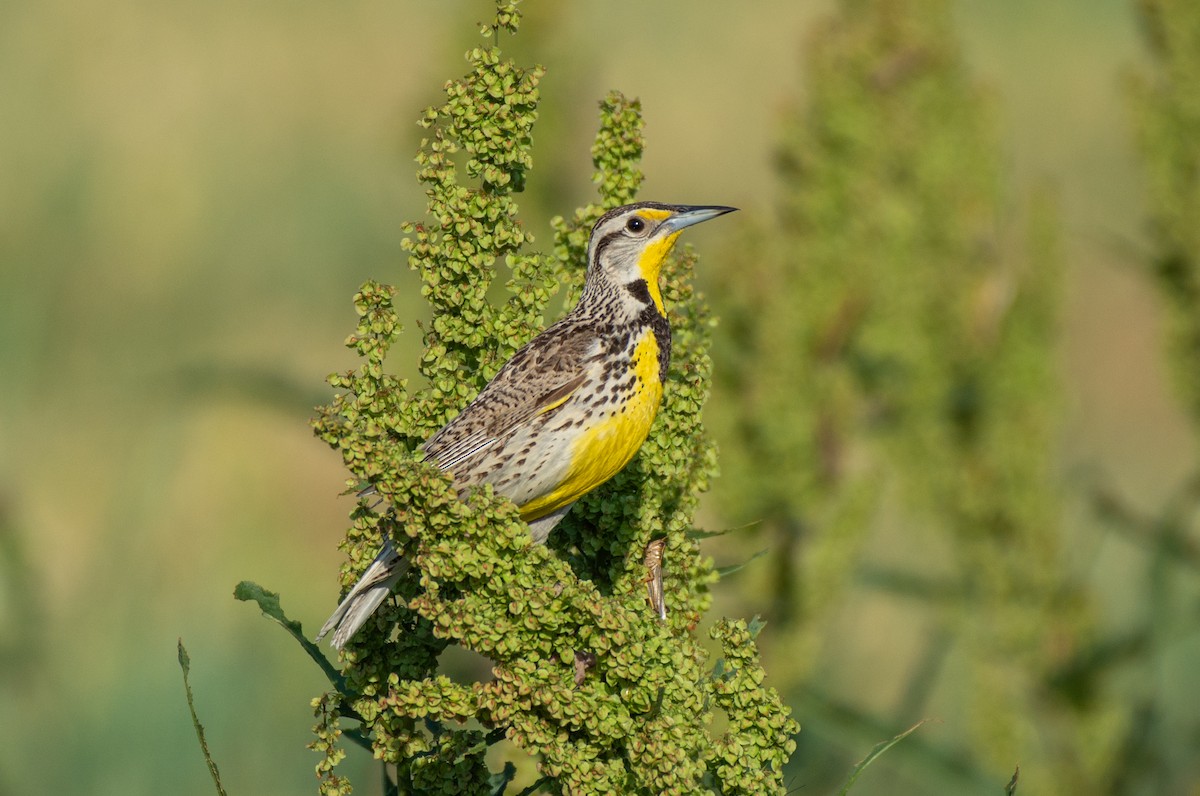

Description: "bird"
317 201 736 649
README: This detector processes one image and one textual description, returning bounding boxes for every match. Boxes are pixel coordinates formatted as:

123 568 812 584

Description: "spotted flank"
318 201 737 649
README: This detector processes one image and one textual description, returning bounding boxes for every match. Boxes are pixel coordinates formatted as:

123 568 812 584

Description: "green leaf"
232 581 348 695
746 614 767 639
487 762 516 796
177 639 230 796
342 726 373 753
514 776 552 796
837 720 931 795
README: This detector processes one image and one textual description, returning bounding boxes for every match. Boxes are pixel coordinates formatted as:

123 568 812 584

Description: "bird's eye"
626 217 646 233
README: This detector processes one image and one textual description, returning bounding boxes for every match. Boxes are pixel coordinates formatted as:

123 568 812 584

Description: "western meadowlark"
318 201 735 649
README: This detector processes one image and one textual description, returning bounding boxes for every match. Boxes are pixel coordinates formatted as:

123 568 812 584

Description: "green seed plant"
709 0 1105 792
1090 0 1200 791
296 2 796 793
1131 0 1200 430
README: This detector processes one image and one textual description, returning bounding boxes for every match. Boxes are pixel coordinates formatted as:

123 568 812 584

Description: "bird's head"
585 202 737 315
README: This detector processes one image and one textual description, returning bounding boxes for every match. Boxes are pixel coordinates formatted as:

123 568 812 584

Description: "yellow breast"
518 329 663 521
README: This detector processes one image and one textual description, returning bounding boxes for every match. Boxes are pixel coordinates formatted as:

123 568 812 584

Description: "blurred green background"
1 0 1195 794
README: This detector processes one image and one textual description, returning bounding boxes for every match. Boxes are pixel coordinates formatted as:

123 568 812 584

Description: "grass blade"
1005 764 1020 795
837 719 931 795
715 548 768 578
178 639 230 796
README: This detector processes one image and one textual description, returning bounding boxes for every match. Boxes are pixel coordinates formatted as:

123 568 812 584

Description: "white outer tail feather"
317 503 574 649
315 540 406 650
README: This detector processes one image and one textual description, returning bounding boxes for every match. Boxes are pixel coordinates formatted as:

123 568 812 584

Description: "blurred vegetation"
709 0 1107 792
1130 0 1200 429
1112 0 1200 792
2 0 1198 794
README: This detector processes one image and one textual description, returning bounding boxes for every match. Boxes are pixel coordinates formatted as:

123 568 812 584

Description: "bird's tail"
317 503 572 649
316 540 406 650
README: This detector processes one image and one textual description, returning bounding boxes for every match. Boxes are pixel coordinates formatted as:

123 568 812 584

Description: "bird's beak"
658 205 738 235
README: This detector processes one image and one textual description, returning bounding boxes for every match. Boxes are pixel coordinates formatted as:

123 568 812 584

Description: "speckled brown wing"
421 319 601 484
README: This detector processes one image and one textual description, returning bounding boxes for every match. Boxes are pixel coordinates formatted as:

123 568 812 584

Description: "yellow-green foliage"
711 0 1102 791
307 2 796 793
1130 0 1200 425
